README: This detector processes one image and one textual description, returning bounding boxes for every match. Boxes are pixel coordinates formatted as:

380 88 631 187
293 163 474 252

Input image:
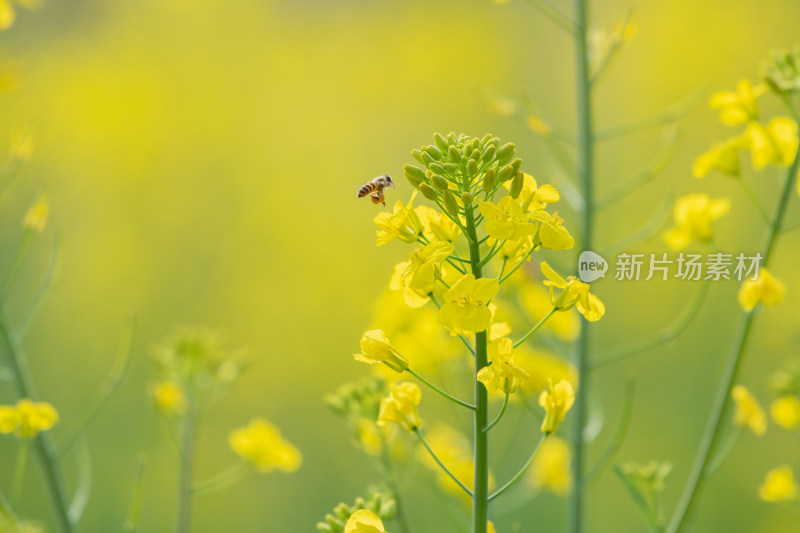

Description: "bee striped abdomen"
357 183 378 198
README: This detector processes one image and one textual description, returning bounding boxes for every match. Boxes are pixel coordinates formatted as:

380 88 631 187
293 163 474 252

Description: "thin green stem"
521 0 578 34
12 443 28 509
595 89 703 142
191 462 248 496
13 233 62 344
1 231 33 296
736 176 771 225
589 8 634 87
485 393 509 433
381 439 413 533
497 258 508 280
177 399 197 533
405 368 475 410
513 308 557 348
123 455 147 533
667 115 800 533
413 428 473 498
488 435 547 501
498 246 538 284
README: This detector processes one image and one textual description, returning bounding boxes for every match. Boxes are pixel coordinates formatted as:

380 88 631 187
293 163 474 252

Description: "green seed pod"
411 149 425 165
443 189 460 218
434 132 449 152
510 157 522 174
424 145 443 160
404 164 426 188
509 171 524 199
443 162 458 173
448 145 461 163
461 191 474 205
481 145 496 162
466 158 478 176
419 183 440 201
497 163 515 183
496 142 515 161
428 161 446 174
432 174 449 191
421 151 435 165
483 167 496 193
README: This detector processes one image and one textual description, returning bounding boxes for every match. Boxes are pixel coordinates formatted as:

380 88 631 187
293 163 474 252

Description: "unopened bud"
509 172 524 199
448 145 461 163
483 167 496 193
481 145 496 162
419 183 439 201
404 165 426 188
421 151 435 165
443 189 460 218
497 163 514 182
496 142 515 161
466 159 478 176
428 161 446 175
423 145 443 160
479 133 494 146
411 149 424 165
461 192 474 205
432 174 449 191
434 133 448 152
443 162 458 173
510 157 522 174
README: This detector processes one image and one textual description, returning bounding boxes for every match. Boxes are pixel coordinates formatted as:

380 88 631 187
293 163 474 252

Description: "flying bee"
357 174 395 207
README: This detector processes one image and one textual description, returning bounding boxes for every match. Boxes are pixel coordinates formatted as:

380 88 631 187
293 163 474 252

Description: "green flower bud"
447 132 458 145
443 162 458 173
496 142 515 161
411 149 424 165
432 174 449 191
448 145 461 163
497 163 515 182
509 171 524 198
379 499 397 519
316 522 335 533
404 165 426 188
480 133 494 146
483 167 496 193
510 157 522 174
419 183 440 201
469 148 481 161
466 158 478 176
434 132 449 152
424 145 443 160
461 192 474 205
443 189 460 218
325 514 345 529
464 140 474 155
428 161 446 175
334 504 351 520
421 151 435 165
481 145 496 162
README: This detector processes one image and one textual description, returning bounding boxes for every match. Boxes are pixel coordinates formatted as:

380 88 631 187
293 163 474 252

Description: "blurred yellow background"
1 0 799 531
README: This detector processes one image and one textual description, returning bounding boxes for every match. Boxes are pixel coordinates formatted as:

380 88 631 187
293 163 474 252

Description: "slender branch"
484 393 509 433
68 438 92 523
497 258 508 280
1 231 33 296
123 454 147 533
177 398 198 533
488 435 547 501
413 428 473 498
521 0 578 34
595 89 704 142
589 8 635 87
704 427 742 479
12 443 28 509
498 246 538 284
599 191 674 255
405 368 476 411
191 462 248 496
513 308 557 348
13 233 62 344
735 176 771 225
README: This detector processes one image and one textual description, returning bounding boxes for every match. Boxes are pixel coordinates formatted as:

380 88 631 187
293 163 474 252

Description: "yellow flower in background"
0 0 40 31
709 79 763 126
354 330 409 373
479 196 535 240
499 235 535 265
738 268 786 312
9 128 35 161
526 115 551 137
0 399 58 439
487 521 497 533
530 436 572 495
356 418 383 456
23 195 49 233
377 382 421 431
374 193 423 245
532 211 575 250
539 378 575 435
416 205 461 243
759 465 799 503
692 137 742 178
344 509 387 533
504 173 560 211
514 347 577 395
744 117 799 170
662 193 729 250
540 262 604 321
517 281 579 341
391 240 453 307
477 338 530 394
770 395 800 430
731 385 767 436
438 273 499 335
153 381 185 414
228 418 302 473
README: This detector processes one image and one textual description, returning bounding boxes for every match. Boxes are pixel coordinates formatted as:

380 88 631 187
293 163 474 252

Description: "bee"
357 174 395 206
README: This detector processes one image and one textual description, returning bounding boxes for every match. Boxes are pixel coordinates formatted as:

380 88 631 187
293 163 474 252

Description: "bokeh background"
1 0 799 531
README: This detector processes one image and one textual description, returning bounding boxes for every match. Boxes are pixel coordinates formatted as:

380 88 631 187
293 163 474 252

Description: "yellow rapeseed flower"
514 347 577 395
479 196 535 240
152 381 185 414
23 195 49 233
228 418 302 473
374 193 424 245
531 211 575 250
709 79 764 126
529 436 572 496
692 137 743 178
477 338 530 394
731 385 767 436
738 268 786 312
540 262 604 321
662 193 729 250
0 399 58 439
391 240 453 308
504 173 560 211
759 465 799 503
487 521 497 533
416 205 461 243
0 0 40 31
770 395 800 430
517 281 579 341
377 382 421 431
345 510 387 533
438 273 499 335
743 117 798 170
354 330 409 373
539 378 575 435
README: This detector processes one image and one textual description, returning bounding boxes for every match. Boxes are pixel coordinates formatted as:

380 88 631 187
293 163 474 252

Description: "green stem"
12 443 28 509
123 455 147 533
0 303 76 533
191 462 247 496
570 1 594 531
736 176 771 225
177 400 198 533
521 0 578 34
485 394 509 433
2 231 33 296
413 428 473 498
513 308 557 348
488 435 547 501
667 121 800 533
406 369 475 410
498 258 508 280
464 197 489 533
498 245 538 284
381 437 413 533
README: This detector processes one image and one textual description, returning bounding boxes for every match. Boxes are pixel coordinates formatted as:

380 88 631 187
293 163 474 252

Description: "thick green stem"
177 401 197 533
667 129 800 533
465 201 489 533
569 1 594 532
